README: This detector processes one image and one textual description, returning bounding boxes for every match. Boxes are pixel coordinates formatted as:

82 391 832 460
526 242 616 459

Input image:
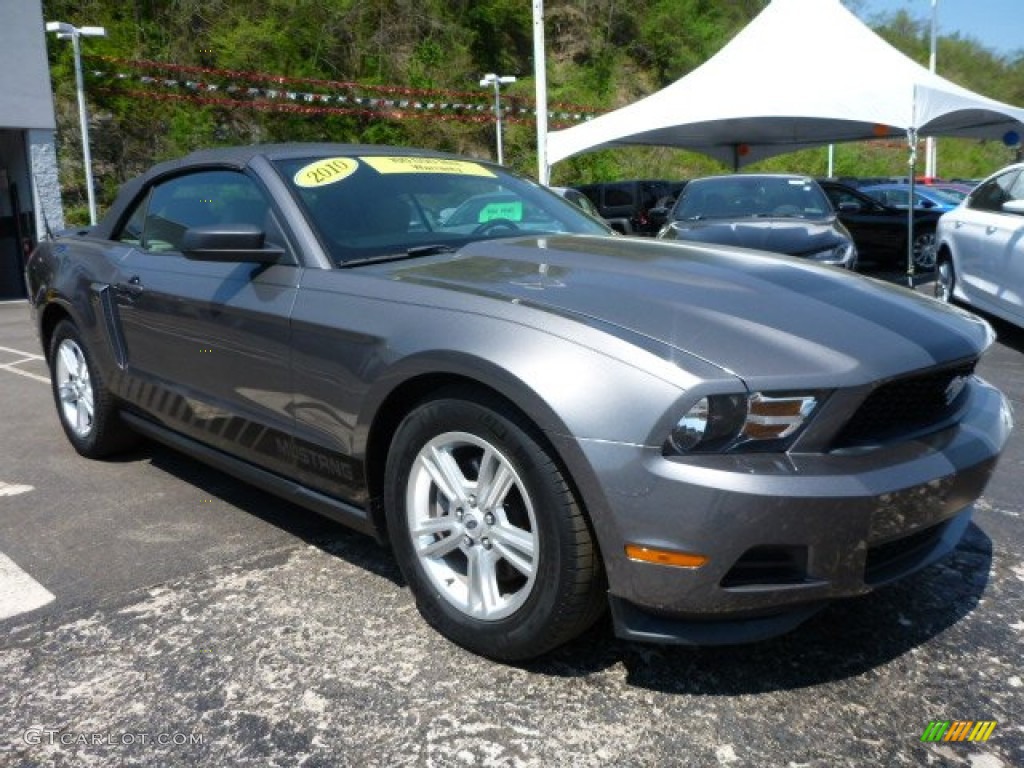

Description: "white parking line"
0 344 49 384
0 363 49 384
0 481 35 496
0 552 55 620
0 344 44 360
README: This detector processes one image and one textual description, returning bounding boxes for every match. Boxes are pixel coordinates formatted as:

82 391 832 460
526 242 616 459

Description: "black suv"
574 179 685 235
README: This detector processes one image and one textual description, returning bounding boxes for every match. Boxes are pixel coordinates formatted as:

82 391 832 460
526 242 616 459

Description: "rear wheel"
384 393 605 661
935 256 956 303
49 320 137 458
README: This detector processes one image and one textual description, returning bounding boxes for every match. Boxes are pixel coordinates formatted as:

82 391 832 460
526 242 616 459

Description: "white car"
935 162 1024 328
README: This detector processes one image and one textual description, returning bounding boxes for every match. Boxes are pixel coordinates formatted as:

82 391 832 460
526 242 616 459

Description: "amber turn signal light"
625 545 708 568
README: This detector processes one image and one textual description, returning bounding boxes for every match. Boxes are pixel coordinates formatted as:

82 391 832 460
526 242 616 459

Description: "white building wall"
28 130 65 236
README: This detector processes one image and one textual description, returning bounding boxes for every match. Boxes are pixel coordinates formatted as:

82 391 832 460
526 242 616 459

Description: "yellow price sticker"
360 156 495 177
293 157 360 188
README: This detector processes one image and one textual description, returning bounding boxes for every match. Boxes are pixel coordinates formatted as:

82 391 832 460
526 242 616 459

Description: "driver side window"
1008 171 1024 204
969 171 1020 213
117 170 284 255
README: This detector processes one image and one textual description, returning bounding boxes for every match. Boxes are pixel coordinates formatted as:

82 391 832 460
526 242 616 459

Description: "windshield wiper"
406 244 457 257
338 244 457 268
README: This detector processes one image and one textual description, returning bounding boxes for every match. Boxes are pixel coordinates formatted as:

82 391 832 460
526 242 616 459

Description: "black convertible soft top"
89 143 485 240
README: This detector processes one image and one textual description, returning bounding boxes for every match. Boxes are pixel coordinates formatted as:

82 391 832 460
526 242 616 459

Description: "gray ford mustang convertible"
25 144 1011 661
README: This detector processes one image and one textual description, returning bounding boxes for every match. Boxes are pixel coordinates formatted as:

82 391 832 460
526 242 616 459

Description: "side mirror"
182 224 284 263
838 201 862 213
1003 200 1024 215
648 206 669 228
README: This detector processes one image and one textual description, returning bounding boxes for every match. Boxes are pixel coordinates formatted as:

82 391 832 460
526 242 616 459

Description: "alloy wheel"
55 338 95 438
935 259 955 302
913 232 938 270
405 430 539 621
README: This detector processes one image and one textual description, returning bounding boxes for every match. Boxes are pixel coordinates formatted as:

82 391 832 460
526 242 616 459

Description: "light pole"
480 73 517 165
46 21 106 226
533 0 549 184
925 0 938 178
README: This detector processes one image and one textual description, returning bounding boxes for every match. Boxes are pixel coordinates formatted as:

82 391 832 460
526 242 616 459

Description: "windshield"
672 176 831 221
273 154 611 265
933 186 968 202
921 187 964 206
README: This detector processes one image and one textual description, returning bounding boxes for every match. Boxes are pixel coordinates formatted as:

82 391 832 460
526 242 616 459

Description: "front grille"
833 361 976 448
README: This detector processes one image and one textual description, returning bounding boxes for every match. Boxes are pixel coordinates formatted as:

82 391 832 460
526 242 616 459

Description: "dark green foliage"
41 0 1024 224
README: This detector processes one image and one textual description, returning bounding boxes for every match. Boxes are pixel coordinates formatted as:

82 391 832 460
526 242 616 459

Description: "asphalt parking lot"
1 282 1022 767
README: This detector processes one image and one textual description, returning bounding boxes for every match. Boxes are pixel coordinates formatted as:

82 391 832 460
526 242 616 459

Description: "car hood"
386 235 990 389
663 217 846 256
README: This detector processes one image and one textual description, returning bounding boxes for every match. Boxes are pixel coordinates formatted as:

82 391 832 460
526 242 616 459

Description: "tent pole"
906 128 918 289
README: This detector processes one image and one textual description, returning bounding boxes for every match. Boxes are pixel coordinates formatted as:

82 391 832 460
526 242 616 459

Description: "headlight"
668 394 746 453
669 397 710 452
807 242 856 266
667 391 821 454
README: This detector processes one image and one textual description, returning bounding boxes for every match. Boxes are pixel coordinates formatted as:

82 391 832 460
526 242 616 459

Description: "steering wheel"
472 218 520 235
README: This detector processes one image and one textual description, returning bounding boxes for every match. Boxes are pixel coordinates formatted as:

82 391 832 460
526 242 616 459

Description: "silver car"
25 144 1011 661
935 162 1024 328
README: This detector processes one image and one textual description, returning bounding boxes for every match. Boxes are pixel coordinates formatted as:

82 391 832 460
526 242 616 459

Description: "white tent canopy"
546 0 1024 171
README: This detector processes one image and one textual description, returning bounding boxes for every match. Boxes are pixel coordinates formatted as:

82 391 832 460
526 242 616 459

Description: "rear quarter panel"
26 237 131 379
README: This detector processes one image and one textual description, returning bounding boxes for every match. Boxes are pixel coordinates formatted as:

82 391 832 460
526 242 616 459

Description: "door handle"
986 225 998 235
115 275 144 297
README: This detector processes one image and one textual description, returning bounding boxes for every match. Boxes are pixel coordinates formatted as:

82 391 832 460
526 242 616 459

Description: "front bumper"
558 378 1010 645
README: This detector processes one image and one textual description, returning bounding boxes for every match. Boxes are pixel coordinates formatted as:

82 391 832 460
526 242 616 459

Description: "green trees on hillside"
42 0 1024 223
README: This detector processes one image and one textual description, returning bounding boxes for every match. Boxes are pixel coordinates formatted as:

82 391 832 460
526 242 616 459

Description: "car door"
110 168 300 475
824 184 894 259
951 168 1024 319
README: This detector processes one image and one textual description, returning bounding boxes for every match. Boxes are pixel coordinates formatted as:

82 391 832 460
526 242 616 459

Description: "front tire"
49 320 137 458
384 393 605 661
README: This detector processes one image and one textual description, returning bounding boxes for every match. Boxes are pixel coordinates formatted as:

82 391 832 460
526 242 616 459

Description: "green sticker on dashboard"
478 201 523 223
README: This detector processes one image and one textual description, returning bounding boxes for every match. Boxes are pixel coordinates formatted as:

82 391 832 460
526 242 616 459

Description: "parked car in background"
860 183 961 213
917 178 976 201
818 180 942 270
24 143 1011 661
935 161 1024 328
830 176 900 189
925 183 973 202
659 174 858 269
550 186 606 221
647 183 690 231
574 179 683 235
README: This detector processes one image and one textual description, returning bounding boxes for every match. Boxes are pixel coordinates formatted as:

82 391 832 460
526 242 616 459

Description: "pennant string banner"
95 86 588 127
85 55 601 125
